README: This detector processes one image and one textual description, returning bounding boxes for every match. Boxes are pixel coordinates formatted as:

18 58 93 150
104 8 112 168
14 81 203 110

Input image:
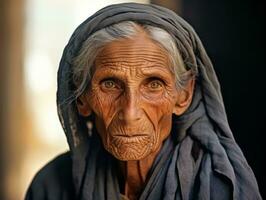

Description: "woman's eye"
103 80 116 88
100 79 122 91
148 80 163 90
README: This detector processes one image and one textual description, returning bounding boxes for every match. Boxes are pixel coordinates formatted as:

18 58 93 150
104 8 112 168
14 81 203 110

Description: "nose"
118 91 142 123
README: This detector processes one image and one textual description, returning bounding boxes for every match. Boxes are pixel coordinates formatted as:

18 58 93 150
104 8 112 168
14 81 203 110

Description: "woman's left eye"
147 80 163 90
103 80 116 88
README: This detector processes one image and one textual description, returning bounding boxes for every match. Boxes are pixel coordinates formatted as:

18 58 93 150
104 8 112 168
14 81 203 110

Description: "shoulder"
25 151 75 200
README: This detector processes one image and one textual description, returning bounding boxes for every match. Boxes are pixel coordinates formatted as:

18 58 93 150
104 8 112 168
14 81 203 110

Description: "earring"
86 121 93 137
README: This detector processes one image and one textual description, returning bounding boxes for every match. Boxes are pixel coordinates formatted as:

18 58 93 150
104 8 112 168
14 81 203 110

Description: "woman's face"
78 32 193 161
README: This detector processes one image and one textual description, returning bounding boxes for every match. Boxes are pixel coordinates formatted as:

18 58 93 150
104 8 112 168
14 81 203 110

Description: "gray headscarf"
57 3 262 200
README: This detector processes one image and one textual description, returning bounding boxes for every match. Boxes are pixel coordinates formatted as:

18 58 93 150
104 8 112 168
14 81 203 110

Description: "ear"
76 93 92 117
173 78 195 116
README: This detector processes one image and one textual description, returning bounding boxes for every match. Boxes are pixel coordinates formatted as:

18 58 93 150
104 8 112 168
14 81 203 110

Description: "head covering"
57 3 261 200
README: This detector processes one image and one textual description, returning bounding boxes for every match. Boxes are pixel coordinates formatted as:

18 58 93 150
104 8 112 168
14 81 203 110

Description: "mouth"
111 134 150 144
113 134 149 137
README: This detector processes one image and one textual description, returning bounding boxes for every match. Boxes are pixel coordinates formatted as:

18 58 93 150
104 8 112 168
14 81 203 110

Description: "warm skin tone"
77 29 194 200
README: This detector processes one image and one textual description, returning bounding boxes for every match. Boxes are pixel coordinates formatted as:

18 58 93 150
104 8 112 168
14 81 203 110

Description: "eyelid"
146 77 166 85
100 77 117 83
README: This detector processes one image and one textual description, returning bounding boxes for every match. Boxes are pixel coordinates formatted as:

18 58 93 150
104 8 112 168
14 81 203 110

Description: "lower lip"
111 135 150 143
113 134 149 137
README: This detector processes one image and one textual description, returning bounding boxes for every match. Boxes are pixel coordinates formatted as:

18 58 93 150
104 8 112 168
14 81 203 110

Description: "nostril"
118 112 124 120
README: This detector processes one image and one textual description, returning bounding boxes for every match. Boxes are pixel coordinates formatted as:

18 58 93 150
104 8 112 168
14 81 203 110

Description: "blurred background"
0 0 265 199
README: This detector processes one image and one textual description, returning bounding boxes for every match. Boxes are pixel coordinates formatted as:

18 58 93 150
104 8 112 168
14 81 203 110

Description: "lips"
113 133 149 137
111 134 150 144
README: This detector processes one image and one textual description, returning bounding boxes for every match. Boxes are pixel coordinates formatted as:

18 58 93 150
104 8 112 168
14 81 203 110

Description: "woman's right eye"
100 78 121 91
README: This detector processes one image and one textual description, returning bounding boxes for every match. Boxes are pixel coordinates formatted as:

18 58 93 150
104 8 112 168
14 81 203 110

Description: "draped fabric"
47 2 262 200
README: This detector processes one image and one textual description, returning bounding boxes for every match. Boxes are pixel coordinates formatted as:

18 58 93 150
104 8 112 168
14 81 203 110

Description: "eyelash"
100 78 115 83
146 77 165 85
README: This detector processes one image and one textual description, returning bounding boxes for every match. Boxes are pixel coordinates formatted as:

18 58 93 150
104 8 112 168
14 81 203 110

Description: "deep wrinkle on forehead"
93 33 174 83
92 65 174 83
96 31 169 62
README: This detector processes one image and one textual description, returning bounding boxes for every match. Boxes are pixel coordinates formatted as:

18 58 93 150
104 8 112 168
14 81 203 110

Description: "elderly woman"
25 3 261 200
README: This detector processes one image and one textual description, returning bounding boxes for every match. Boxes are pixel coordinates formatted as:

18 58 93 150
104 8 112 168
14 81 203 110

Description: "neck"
118 147 161 200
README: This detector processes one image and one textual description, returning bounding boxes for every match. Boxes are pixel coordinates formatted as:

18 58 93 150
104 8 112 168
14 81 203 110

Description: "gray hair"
72 21 196 98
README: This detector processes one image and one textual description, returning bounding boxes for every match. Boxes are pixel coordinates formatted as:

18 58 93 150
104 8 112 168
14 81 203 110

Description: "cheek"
88 87 118 128
142 92 175 128
142 93 175 147
157 113 173 141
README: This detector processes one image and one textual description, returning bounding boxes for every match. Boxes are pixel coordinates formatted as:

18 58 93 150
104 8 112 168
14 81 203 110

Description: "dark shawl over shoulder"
25 3 262 200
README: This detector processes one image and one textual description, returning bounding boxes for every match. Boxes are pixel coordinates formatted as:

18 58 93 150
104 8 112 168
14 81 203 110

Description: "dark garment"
25 152 75 200
25 2 262 200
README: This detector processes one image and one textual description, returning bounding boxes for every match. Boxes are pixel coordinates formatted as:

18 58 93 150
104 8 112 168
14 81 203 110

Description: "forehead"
94 33 171 73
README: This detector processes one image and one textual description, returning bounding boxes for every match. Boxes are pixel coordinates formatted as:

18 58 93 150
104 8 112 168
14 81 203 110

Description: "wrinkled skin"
77 29 194 199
